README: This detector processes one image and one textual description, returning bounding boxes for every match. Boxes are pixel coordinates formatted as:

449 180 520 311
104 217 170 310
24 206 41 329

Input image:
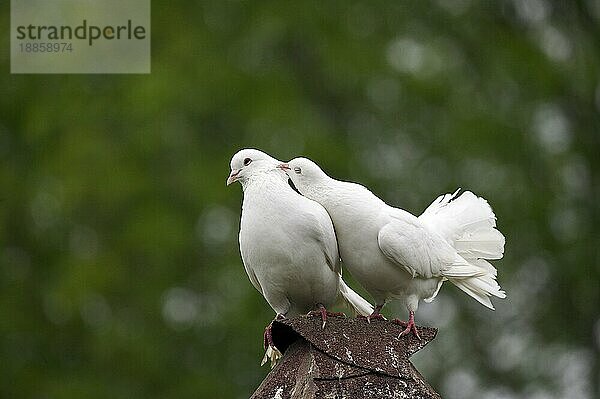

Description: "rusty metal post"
251 315 440 399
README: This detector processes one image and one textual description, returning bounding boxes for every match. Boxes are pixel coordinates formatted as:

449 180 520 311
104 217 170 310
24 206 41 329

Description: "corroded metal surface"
251 315 440 399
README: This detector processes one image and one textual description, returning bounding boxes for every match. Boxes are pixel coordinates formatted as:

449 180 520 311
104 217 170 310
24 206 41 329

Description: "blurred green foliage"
1 1 599 398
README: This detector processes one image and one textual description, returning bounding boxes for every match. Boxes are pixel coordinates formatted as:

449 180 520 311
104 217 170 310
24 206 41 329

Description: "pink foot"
263 322 274 350
263 314 285 350
308 304 345 329
392 310 421 340
261 316 284 367
358 304 386 323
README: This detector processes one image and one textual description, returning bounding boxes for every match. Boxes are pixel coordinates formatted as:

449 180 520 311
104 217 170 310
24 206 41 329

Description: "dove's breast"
238 187 338 316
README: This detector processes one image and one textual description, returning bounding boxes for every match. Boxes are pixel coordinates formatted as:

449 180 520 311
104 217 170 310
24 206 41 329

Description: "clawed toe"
307 304 346 328
392 311 421 340
358 313 386 323
261 320 282 368
391 318 407 327
359 304 387 323
263 322 274 351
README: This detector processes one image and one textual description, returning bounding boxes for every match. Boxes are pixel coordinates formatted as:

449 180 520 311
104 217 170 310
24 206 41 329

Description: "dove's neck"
241 168 287 191
303 178 386 222
241 171 293 207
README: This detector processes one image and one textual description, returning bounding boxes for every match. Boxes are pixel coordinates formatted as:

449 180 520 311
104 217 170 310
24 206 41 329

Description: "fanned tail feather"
338 278 374 316
470 258 498 277
450 273 506 310
420 189 504 257
454 228 505 260
420 189 506 309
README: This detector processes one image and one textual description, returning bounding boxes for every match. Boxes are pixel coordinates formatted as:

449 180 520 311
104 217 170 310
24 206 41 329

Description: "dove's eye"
294 167 302 174
243 158 252 166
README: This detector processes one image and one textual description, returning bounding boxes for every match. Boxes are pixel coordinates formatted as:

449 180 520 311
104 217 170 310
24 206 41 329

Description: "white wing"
299 200 341 274
239 234 264 295
377 209 485 279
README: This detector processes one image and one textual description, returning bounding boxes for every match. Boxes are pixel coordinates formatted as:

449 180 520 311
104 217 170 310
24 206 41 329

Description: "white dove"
280 157 506 339
226 149 373 364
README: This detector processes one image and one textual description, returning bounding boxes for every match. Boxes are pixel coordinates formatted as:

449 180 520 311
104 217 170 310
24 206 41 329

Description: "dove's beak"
226 170 240 186
277 163 291 171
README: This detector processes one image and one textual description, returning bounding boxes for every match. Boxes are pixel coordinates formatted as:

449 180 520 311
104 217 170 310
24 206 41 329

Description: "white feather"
338 278 374 316
419 189 506 308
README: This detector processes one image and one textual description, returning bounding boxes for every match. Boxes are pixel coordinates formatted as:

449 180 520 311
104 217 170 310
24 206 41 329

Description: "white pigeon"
226 149 373 365
281 157 506 338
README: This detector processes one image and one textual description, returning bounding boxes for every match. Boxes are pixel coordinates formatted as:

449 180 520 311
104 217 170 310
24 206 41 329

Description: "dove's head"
278 157 329 195
227 148 283 186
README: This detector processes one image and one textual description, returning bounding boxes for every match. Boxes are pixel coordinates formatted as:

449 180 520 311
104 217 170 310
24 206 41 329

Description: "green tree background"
1 1 599 398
